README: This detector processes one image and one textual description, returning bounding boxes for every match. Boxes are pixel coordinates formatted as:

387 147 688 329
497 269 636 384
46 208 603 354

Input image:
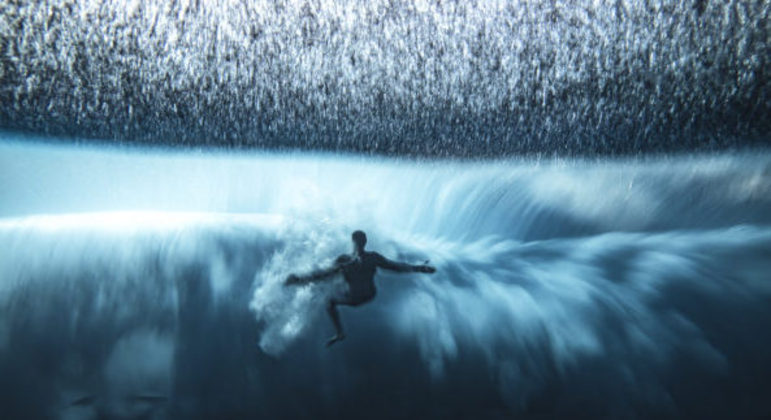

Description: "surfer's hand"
285 274 301 285
416 265 436 274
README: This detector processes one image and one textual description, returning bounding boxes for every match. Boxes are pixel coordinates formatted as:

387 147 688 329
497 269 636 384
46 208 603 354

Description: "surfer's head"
352 230 367 250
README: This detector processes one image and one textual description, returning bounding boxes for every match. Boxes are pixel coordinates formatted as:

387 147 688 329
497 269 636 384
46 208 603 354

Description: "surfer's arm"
285 256 347 285
285 267 339 285
374 253 436 274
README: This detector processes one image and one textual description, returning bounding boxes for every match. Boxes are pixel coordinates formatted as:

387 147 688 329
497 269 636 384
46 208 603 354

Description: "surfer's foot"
326 333 345 347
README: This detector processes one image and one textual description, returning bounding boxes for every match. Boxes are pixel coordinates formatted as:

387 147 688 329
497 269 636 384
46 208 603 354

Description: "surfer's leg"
326 299 346 346
326 299 344 335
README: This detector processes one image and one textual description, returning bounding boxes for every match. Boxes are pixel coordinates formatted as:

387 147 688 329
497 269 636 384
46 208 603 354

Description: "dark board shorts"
331 290 376 307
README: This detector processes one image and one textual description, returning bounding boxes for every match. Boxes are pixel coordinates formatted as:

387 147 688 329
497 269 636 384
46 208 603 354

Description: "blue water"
1 140 770 418
2 0 770 417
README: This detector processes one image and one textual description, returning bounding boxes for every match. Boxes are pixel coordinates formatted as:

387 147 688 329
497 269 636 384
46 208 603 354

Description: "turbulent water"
1 0 769 155
1 0 770 418
1 140 771 419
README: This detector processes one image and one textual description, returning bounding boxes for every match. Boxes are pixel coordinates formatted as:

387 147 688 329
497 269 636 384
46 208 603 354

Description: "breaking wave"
1 142 770 418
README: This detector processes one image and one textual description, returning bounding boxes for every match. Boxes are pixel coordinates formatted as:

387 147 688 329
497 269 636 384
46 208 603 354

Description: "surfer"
285 230 436 346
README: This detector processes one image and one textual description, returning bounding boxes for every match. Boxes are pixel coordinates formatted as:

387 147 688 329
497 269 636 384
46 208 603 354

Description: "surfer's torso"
335 251 380 302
